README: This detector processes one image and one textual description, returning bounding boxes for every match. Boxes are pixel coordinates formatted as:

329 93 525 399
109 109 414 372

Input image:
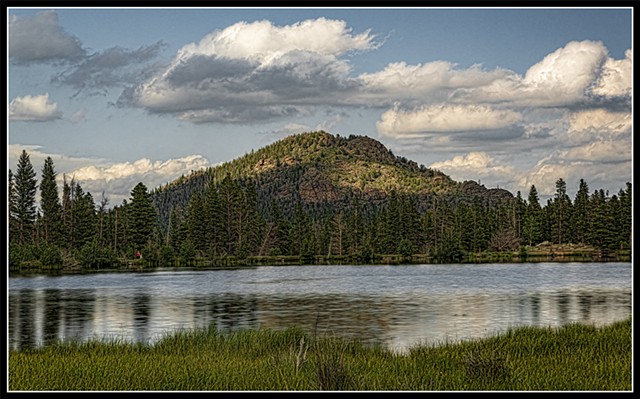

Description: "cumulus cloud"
8 143 214 207
123 18 378 123
9 11 85 64
567 109 631 143
65 155 214 205
591 48 632 98
8 14 631 202
69 155 211 184
430 152 519 184
563 139 631 164
179 18 376 61
454 40 623 108
518 149 631 198
520 40 608 105
377 104 522 138
8 144 108 186
375 39 631 199
9 93 63 122
359 61 513 106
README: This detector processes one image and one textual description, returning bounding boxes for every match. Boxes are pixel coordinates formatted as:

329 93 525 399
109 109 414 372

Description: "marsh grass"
9 318 631 391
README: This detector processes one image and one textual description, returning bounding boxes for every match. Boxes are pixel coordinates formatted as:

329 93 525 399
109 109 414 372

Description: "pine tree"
523 185 542 246
218 175 241 256
61 174 73 248
618 183 632 249
72 183 97 248
381 191 401 254
128 182 157 252
514 191 527 243
204 180 224 256
235 181 263 258
588 189 613 250
398 194 421 251
571 179 590 244
456 203 473 253
346 196 364 256
186 192 206 255
328 211 346 257
550 178 572 244
97 191 110 247
290 200 314 259
8 169 18 243
112 201 129 256
168 206 186 251
607 194 622 250
268 201 291 256
40 157 63 245
12 150 38 244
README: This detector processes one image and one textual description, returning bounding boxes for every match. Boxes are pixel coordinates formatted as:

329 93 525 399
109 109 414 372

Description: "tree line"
8 150 632 270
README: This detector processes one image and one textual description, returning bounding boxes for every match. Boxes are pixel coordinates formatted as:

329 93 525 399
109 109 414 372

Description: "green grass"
9 318 631 391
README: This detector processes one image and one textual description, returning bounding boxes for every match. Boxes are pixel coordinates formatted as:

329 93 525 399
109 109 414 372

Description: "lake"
8 262 632 353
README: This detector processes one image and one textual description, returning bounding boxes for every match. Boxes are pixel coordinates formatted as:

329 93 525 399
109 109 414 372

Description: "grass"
9 318 631 391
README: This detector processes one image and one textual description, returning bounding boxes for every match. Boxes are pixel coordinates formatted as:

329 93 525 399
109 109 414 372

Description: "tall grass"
9 318 631 391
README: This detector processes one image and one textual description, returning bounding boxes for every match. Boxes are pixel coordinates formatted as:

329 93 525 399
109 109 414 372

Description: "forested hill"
151 131 513 229
8 130 630 270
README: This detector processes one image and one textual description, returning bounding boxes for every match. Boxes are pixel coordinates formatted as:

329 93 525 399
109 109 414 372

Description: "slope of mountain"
152 131 513 228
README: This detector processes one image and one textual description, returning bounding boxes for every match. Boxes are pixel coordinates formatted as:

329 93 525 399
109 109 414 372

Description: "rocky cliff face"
460 180 514 202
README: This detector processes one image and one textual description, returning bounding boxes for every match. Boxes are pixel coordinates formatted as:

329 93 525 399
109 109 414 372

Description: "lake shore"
8 243 631 275
9 317 631 391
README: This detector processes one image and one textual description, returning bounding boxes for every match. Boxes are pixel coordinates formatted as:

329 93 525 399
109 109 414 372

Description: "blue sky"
7 6 633 206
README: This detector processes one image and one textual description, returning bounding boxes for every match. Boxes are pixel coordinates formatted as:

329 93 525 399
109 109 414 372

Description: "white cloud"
520 40 608 105
69 155 210 183
7 144 213 208
65 155 214 205
518 139 631 198
563 140 631 164
447 41 630 108
377 104 522 138
591 49 632 98
9 93 63 122
374 40 632 200
430 152 519 183
124 18 378 123
567 109 632 143
178 17 377 63
9 10 85 64
359 61 513 106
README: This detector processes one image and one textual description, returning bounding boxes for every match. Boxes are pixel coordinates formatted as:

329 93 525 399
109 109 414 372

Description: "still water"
8 262 632 353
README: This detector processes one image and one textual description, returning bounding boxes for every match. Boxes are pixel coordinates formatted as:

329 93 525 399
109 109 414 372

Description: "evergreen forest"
8 132 632 271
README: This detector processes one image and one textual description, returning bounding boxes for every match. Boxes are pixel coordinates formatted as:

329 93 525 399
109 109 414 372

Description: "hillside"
152 131 514 229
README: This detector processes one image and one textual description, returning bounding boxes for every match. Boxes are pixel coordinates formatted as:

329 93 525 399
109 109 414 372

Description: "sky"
6 6 633 207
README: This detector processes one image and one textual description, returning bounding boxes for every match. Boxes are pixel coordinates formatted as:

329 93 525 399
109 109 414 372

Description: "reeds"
9 318 631 391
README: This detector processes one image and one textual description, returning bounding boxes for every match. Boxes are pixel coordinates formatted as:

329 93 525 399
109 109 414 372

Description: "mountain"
152 131 514 229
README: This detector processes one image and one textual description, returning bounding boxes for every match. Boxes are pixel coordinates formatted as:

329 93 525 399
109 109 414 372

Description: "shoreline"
8 246 631 276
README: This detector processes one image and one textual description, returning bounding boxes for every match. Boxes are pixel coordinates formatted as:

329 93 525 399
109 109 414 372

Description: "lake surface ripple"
8 262 632 353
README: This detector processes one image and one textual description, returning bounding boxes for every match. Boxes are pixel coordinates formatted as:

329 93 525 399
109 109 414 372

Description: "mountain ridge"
152 131 514 229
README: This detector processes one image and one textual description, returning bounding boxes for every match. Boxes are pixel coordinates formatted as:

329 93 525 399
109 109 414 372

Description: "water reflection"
8 263 632 353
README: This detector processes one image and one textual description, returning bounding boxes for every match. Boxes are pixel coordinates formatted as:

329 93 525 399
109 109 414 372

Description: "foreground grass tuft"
9 318 631 391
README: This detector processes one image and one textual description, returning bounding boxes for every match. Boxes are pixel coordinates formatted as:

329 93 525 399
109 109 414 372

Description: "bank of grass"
9 318 631 391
